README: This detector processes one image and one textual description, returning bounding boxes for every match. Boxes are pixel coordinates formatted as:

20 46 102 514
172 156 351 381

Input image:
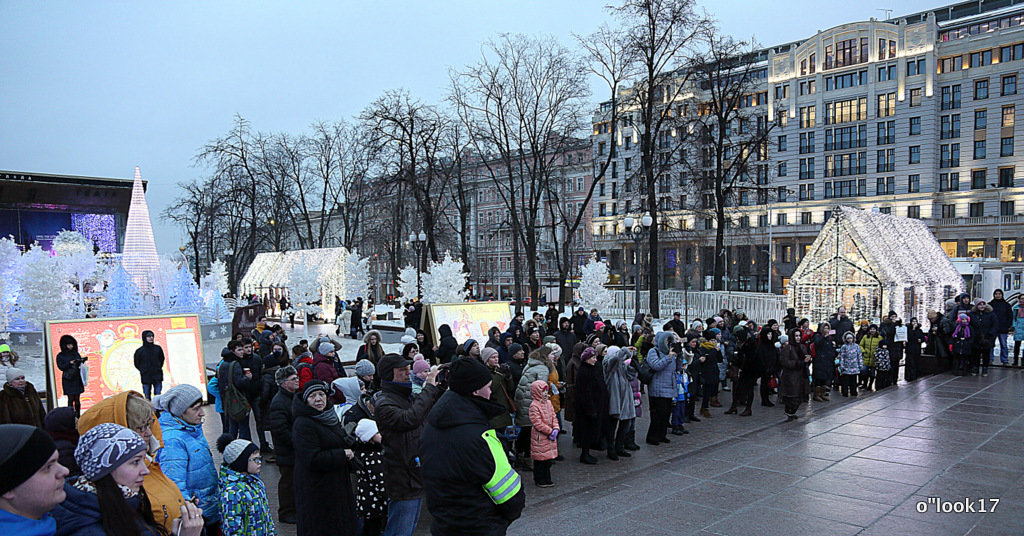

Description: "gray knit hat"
276 365 297 385
354 359 375 377
75 423 146 481
318 341 336 356
5 367 25 383
216 434 259 473
153 384 203 418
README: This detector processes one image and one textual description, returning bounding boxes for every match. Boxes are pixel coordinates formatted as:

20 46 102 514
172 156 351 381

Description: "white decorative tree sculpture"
421 253 468 304
0 237 22 338
579 256 614 313
343 250 370 301
53 230 98 317
164 264 203 315
17 243 69 330
287 264 322 338
121 167 161 294
100 261 146 317
396 264 418 303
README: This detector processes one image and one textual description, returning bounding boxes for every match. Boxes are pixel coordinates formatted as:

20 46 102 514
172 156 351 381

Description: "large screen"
45 315 207 410
424 302 512 343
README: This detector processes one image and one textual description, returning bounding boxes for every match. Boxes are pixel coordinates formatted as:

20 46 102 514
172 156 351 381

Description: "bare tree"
685 30 777 290
612 0 711 317
451 33 590 306
163 177 217 284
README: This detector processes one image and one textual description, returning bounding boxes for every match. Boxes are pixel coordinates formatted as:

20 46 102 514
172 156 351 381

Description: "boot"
867 377 875 391
739 407 752 417
1015 357 1020 367
710 395 722 408
671 425 687 435
580 450 598 465
606 449 619 461
700 408 712 418
724 406 738 415
812 386 826 402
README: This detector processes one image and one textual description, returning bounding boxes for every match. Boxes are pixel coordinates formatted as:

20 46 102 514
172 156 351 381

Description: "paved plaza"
199 328 1023 536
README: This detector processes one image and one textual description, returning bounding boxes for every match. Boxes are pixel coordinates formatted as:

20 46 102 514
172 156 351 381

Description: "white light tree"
204 260 230 296
421 253 467 304
579 256 614 313
343 250 370 301
0 237 23 337
53 230 98 317
287 264 322 338
100 261 147 317
396 264 418 303
163 264 203 315
17 243 70 330
201 260 231 322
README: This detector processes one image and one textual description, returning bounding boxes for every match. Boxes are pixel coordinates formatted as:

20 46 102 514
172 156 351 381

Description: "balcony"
936 215 1023 226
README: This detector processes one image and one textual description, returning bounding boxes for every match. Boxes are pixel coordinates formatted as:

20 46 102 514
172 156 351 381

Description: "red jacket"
296 354 315 388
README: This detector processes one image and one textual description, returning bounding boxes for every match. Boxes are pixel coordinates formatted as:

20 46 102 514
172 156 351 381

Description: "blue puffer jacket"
646 331 677 398
1013 304 1024 335
53 479 163 536
156 411 221 522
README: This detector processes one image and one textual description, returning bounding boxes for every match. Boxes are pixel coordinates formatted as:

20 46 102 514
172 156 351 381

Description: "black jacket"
554 325 577 362
133 332 165 384
291 396 358 536
234 353 264 402
55 335 85 396
420 390 525 535
375 381 442 500
268 388 296 466
436 325 458 364
664 318 687 338
990 298 1013 333
810 334 836 382
689 344 722 384
830 316 855 345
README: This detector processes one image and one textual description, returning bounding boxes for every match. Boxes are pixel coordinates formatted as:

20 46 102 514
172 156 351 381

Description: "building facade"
591 0 1024 295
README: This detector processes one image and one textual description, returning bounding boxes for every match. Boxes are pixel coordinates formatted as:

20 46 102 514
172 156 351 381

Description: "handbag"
767 375 778 389
726 364 740 381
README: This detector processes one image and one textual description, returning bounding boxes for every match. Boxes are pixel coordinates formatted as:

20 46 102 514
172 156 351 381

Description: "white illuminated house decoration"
787 206 965 328
121 167 161 294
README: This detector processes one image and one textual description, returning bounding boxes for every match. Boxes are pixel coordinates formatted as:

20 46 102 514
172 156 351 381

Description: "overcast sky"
0 0 934 255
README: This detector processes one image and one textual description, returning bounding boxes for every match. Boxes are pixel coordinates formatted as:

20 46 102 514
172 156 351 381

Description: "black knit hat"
447 357 492 396
0 424 57 494
377 353 413 382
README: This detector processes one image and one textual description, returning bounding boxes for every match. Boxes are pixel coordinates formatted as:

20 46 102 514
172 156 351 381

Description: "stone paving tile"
941 462 1024 489
874 434 974 455
795 470 920 506
858 513 982 536
755 487 893 527
830 422 903 439
715 466 806 490
706 505 862 536
852 414 924 429
854 444 962 468
745 452 835 477
783 440 863 461
806 431 883 449
828 456 945 487
671 481 775 511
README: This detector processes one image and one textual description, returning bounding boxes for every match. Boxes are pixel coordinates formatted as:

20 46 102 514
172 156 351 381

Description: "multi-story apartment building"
591 0 1024 294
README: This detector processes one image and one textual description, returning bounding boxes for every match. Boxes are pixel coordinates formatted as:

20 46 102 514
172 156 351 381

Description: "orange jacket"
529 381 558 461
78 391 186 532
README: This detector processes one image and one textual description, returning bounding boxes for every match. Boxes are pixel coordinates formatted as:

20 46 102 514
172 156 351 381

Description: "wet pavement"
202 365 1024 536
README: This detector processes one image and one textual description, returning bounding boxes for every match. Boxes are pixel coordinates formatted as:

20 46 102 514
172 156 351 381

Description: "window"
942 114 962 139
974 140 987 160
941 85 961 110
909 146 921 164
825 125 867 150
739 216 750 228
1000 167 1015 187
975 79 989 100
824 179 865 199
941 240 958 257
799 183 814 201
876 92 896 117
970 49 992 68
799 132 815 153
825 70 867 90
940 56 962 73
967 240 985 258
1004 106 1016 127
877 64 897 81
907 205 921 219
780 245 793 263
611 161 617 178
625 136 632 150
624 157 631 171
1001 200 1015 216
778 135 787 151
1002 137 1015 157
1004 74 1018 96
825 152 866 177
975 109 987 130
777 187 788 202
598 142 606 155
799 80 816 95
972 169 987 189
778 161 787 177
907 58 926 76
910 116 921 135
909 174 920 193
799 106 815 128
775 84 789 99
940 143 961 168
941 204 956 219
876 149 895 173
909 88 922 107
824 97 867 125
799 157 815 180
1002 43 1024 63
879 207 892 215
876 176 895 195
969 202 984 218
940 172 960 192
801 212 812 225
877 121 895 145
599 203 606 216
777 213 788 225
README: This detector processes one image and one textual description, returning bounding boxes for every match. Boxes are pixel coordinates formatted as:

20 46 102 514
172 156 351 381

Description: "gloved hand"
548 429 559 441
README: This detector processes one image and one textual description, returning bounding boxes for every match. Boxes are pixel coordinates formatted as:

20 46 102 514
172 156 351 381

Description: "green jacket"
859 335 881 367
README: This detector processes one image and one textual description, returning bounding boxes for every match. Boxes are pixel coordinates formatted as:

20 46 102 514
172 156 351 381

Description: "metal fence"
610 290 788 323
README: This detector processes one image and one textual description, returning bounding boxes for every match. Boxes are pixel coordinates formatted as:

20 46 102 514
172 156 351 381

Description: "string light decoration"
787 206 965 329
120 167 161 294
238 247 350 321
71 213 117 253
579 255 615 312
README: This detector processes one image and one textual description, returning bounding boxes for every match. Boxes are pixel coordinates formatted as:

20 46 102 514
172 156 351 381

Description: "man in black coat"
133 330 165 401
664 312 688 339
435 324 458 364
350 297 365 340
553 318 577 366
989 289 1013 365
375 353 441 535
268 366 299 524
829 307 854 346
970 298 998 376
420 358 525 535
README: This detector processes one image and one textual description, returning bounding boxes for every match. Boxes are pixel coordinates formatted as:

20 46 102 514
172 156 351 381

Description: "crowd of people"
0 288 1018 536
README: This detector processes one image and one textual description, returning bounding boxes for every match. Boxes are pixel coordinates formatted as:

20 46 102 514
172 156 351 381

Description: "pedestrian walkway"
202 367 1023 535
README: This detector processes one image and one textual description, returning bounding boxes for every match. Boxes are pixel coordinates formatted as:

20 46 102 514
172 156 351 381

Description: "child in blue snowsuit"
670 340 692 435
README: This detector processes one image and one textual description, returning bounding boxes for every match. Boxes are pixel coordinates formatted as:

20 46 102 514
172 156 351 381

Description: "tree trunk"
713 204 727 291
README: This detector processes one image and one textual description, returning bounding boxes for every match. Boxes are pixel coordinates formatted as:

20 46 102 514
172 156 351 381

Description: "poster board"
45 314 207 411
423 302 512 345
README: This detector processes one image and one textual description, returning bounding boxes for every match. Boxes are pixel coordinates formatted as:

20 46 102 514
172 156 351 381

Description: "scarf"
953 322 971 339
70 475 139 499
312 406 340 426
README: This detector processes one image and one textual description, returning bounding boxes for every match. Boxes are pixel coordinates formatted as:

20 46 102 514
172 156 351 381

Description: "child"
353 419 387 536
858 325 881 391
874 340 892 389
670 340 692 435
951 313 974 376
217 436 275 536
411 354 429 394
528 380 558 488
837 332 863 397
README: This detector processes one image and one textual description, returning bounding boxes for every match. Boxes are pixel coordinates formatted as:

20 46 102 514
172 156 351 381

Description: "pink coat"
528 380 558 461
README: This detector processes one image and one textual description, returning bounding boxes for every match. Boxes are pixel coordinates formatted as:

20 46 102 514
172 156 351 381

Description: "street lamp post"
409 232 427 299
991 183 1004 261
623 213 652 321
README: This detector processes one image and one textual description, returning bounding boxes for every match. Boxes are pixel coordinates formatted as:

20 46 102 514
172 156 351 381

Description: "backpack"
218 361 251 422
637 354 656 384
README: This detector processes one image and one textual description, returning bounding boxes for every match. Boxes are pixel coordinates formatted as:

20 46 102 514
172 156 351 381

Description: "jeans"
228 414 252 440
142 382 162 400
383 498 422 536
994 333 1010 364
